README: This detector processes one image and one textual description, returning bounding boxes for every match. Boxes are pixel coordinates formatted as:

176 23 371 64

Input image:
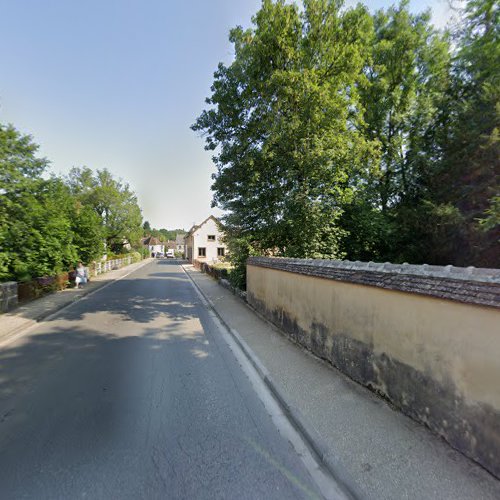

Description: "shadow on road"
0 262 207 407
45 265 195 324
0 260 323 500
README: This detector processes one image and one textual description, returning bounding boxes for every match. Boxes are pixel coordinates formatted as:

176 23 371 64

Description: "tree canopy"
66 167 143 253
193 0 499 287
194 0 377 259
0 124 144 281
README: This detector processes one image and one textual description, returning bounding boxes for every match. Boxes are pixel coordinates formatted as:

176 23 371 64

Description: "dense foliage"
142 221 186 242
0 126 144 281
193 0 499 288
66 167 143 254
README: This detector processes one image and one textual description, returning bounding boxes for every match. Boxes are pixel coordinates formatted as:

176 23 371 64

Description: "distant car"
155 252 164 258
166 249 175 259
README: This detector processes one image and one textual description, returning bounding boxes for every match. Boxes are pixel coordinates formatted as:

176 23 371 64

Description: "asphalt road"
0 261 323 499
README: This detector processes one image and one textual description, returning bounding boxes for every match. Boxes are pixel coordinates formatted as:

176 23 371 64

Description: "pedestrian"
75 262 88 289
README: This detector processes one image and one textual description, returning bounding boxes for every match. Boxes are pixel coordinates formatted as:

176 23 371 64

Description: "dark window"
198 247 206 257
207 235 216 241
217 247 225 257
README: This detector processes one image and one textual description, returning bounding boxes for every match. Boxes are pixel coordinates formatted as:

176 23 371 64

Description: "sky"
0 0 460 230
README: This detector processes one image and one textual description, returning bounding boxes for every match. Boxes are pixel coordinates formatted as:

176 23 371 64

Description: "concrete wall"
247 257 500 478
0 282 18 312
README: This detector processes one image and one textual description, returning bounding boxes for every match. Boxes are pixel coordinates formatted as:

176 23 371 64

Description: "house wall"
190 218 227 263
246 257 500 478
148 244 164 254
185 234 194 262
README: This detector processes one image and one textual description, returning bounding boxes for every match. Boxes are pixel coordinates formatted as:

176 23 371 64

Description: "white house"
184 216 227 263
142 236 165 257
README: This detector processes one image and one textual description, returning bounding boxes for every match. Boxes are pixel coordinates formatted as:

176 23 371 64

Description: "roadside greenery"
0 125 144 281
66 167 143 254
193 0 499 288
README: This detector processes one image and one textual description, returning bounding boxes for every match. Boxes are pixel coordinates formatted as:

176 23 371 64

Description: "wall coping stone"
247 257 500 308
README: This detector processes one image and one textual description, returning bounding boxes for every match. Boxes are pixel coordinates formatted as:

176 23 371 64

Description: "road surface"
0 261 324 499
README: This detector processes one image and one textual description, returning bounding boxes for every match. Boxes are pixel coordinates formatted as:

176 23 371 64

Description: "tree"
67 167 143 253
434 0 499 266
193 0 498 275
339 1 454 264
0 124 47 278
70 203 104 264
193 0 377 268
360 2 450 208
0 125 79 280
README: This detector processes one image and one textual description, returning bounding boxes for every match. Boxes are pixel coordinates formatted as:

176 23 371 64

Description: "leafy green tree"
0 123 146 280
433 0 499 266
340 1 454 264
70 203 104 264
158 228 185 241
479 196 500 231
193 0 497 272
360 1 450 209
353 0 498 267
0 125 79 280
67 167 143 253
25 178 78 277
193 0 377 268
0 124 47 278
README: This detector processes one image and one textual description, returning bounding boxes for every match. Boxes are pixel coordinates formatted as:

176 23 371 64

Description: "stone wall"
0 282 18 312
246 257 500 478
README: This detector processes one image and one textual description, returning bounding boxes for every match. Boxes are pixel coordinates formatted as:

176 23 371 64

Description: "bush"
197 262 231 281
139 247 150 259
130 251 142 263
226 237 258 290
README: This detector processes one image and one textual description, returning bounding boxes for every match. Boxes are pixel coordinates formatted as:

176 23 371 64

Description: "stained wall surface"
246 258 500 478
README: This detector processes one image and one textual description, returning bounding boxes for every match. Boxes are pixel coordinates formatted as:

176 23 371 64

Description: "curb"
182 264 365 500
0 259 153 347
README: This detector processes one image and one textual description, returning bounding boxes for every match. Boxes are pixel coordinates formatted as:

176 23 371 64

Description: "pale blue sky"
0 0 458 229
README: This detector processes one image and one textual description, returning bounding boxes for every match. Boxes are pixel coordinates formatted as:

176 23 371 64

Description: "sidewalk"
0 258 153 346
184 264 500 500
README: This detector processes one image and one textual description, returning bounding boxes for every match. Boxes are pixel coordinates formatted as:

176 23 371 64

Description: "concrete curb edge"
182 264 365 500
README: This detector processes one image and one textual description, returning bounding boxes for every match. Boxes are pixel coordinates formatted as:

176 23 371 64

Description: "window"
217 247 225 257
207 235 216 241
198 247 206 257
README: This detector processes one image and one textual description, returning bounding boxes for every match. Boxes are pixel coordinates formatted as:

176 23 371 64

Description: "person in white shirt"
75 262 88 289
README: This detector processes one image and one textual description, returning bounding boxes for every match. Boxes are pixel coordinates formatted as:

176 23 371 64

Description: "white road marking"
183 265 350 500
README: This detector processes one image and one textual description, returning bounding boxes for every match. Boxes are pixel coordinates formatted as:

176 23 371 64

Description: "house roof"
143 236 163 246
184 215 221 239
